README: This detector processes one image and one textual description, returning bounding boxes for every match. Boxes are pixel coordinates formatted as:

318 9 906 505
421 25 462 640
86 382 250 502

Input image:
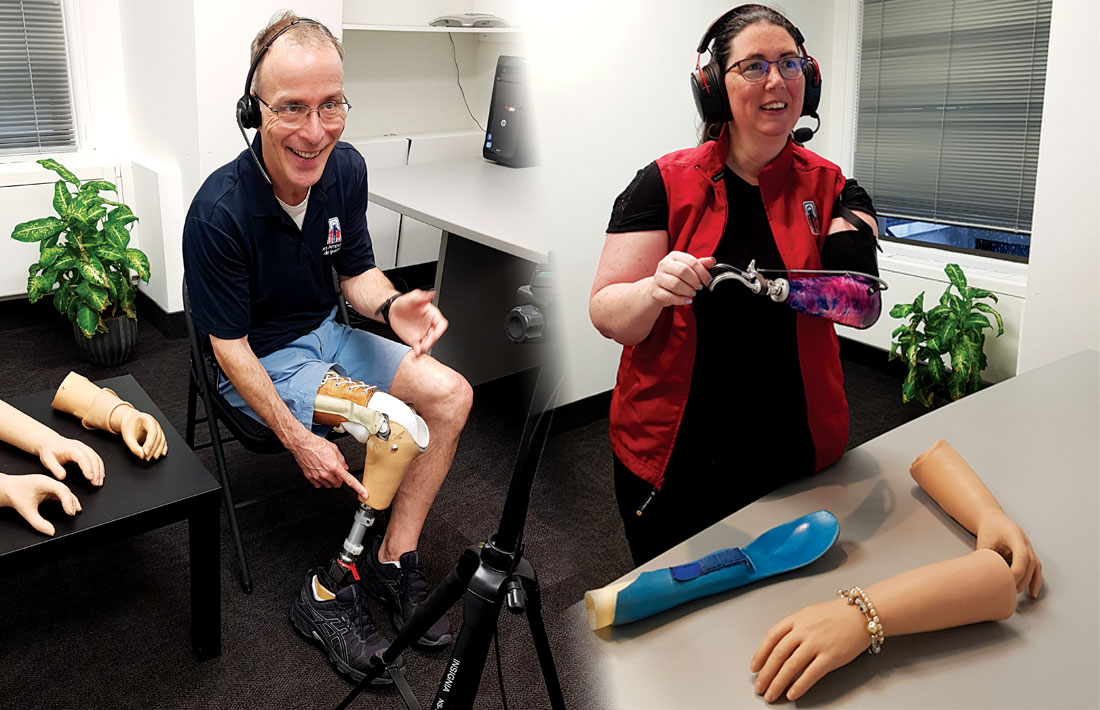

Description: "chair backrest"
182 278 220 394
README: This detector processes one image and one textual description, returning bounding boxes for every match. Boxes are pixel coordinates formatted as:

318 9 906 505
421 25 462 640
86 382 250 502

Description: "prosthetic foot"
314 371 430 587
585 510 839 629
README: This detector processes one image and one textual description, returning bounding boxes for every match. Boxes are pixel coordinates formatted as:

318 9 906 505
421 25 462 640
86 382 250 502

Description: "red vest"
609 131 849 488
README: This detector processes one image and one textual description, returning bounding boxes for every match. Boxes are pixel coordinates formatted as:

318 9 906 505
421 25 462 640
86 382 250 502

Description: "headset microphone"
792 115 820 144
237 109 272 185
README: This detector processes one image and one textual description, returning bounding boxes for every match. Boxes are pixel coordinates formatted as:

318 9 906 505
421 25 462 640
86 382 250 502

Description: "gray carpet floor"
0 302 925 709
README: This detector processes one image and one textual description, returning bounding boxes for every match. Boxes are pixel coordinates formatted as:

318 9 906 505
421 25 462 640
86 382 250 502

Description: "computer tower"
483 55 535 167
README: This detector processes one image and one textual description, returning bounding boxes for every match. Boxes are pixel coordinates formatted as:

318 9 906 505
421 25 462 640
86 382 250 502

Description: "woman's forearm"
589 278 666 346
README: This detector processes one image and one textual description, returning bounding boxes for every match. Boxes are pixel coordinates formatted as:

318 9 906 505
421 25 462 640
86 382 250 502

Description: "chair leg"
204 411 253 594
186 373 198 448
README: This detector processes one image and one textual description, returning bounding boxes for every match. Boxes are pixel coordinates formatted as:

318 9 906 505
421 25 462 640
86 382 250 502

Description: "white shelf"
342 24 520 34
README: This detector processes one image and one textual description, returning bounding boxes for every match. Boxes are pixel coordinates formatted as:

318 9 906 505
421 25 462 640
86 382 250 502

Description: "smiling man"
183 13 471 679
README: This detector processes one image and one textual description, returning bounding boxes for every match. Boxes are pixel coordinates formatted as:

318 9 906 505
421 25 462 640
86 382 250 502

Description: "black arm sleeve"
606 162 669 234
821 179 880 275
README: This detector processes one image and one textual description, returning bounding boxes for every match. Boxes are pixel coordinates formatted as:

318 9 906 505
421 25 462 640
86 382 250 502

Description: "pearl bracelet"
837 586 884 654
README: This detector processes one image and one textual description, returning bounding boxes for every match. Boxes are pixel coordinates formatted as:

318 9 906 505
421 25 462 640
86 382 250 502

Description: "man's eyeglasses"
727 56 809 83
255 95 352 127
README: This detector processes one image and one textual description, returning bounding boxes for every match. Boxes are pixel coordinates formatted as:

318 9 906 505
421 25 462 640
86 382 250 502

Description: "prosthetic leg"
310 372 430 587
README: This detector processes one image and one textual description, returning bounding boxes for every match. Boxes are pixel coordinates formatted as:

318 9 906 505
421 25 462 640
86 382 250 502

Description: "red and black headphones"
689 5 822 126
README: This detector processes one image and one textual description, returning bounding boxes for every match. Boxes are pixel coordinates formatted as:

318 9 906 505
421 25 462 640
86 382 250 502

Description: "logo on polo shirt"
323 217 342 256
802 200 820 236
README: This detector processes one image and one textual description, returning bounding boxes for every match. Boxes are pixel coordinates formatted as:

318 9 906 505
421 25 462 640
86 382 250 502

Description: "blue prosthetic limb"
597 510 839 628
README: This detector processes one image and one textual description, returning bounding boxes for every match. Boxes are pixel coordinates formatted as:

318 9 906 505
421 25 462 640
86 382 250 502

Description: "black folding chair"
183 276 351 593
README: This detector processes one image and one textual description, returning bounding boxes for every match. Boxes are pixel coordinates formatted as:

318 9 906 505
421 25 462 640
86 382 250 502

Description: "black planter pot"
73 314 139 367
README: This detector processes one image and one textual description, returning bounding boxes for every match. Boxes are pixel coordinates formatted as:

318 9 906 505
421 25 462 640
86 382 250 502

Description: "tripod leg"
516 563 566 710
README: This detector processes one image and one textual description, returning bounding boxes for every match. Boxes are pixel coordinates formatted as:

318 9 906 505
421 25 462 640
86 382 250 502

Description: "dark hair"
700 4 803 143
250 11 343 95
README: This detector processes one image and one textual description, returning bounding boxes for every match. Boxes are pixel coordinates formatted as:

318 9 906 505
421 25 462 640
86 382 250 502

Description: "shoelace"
338 588 374 643
402 562 430 608
321 372 373 392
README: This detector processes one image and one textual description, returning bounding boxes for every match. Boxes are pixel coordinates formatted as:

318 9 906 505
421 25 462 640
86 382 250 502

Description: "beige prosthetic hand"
910 439 1042 597
0 399 104 485
51 372 167 461
313 371 429 509
750 549 1016 703
0 472 82 536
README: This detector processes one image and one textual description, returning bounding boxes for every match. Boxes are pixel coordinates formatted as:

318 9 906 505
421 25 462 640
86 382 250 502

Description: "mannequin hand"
388 290 448 356
750 598 869 703
976 510 1042 598
288 432 370 501
37 433 105 486
647 252 716 307
116 407 168 461
0 472 81 536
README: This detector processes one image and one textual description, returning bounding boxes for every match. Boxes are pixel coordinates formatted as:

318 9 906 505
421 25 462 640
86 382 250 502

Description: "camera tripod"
336 364 566 710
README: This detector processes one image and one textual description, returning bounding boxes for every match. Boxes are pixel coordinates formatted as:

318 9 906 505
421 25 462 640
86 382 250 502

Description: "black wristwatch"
375 292 402 327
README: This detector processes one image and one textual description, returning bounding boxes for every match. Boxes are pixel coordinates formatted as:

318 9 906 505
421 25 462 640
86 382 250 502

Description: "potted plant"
889 263 1004 407
10 158 150 366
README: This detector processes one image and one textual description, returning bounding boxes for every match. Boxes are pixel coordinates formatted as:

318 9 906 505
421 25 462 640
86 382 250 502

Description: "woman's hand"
646 252 716 307
37 434 105 486
976 510 1042 597
750 598 869 703
388 290 449 356
0 472 81 536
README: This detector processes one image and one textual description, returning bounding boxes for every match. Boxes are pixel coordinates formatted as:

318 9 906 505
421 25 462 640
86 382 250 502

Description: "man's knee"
438 370 473 428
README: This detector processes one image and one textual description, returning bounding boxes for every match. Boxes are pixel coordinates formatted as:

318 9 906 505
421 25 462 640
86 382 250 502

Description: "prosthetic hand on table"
0 399 104 485
311 371 430 586
751 439 1031 702
51 372 167 462
0 472 81 536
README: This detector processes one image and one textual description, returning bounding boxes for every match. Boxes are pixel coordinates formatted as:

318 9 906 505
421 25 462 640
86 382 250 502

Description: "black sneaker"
359 537 452 648
291 568 392 684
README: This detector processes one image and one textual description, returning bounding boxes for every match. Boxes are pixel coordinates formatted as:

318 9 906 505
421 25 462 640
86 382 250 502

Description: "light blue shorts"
218 308 410 434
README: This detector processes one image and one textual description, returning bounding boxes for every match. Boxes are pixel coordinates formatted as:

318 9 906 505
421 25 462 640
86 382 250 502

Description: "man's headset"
234 18 324 183
690 6 822 142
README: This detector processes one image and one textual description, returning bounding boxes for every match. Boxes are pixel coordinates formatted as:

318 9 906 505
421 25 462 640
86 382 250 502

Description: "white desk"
368 158 551 385
575 349 1099 709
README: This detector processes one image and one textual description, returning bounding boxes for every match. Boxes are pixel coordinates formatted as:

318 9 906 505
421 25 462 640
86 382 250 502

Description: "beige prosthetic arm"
51 372 167 462
0 472 81 536
910 439 1042 597
0 399 104 485
751 549 1017 703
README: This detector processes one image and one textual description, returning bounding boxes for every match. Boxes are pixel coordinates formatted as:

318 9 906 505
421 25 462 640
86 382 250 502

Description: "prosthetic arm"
0 398 104 485
51 372 167 461
708 260 887 330
312 372 429 586
585 510 840 629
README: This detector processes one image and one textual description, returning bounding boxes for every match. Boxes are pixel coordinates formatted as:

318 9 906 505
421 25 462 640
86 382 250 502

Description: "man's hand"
388 290 448 356
287 432 370 501
0 472 81 536
38 434 105 486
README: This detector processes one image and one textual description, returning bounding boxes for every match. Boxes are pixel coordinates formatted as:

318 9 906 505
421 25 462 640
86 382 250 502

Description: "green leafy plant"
889 263 1004 407
10 158 149 338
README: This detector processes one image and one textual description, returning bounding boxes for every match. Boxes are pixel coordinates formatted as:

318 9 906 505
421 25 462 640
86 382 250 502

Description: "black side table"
0 375 222 660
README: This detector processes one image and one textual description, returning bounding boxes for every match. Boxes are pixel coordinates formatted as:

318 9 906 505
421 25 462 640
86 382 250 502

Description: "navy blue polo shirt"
183 134 375 358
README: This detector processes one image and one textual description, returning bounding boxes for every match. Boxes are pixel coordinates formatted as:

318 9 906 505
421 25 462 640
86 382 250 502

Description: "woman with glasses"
589 5 880 566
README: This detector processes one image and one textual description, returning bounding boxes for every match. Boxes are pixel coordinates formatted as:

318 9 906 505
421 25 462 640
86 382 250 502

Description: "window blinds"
854 0 1052 234
0 0 76 155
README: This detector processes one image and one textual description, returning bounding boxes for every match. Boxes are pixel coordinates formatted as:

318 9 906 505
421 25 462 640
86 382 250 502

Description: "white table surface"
575 349 1099 709
367 157 548 263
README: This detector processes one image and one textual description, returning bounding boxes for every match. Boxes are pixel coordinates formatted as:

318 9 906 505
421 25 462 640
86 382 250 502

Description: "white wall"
1016 0 1100 372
